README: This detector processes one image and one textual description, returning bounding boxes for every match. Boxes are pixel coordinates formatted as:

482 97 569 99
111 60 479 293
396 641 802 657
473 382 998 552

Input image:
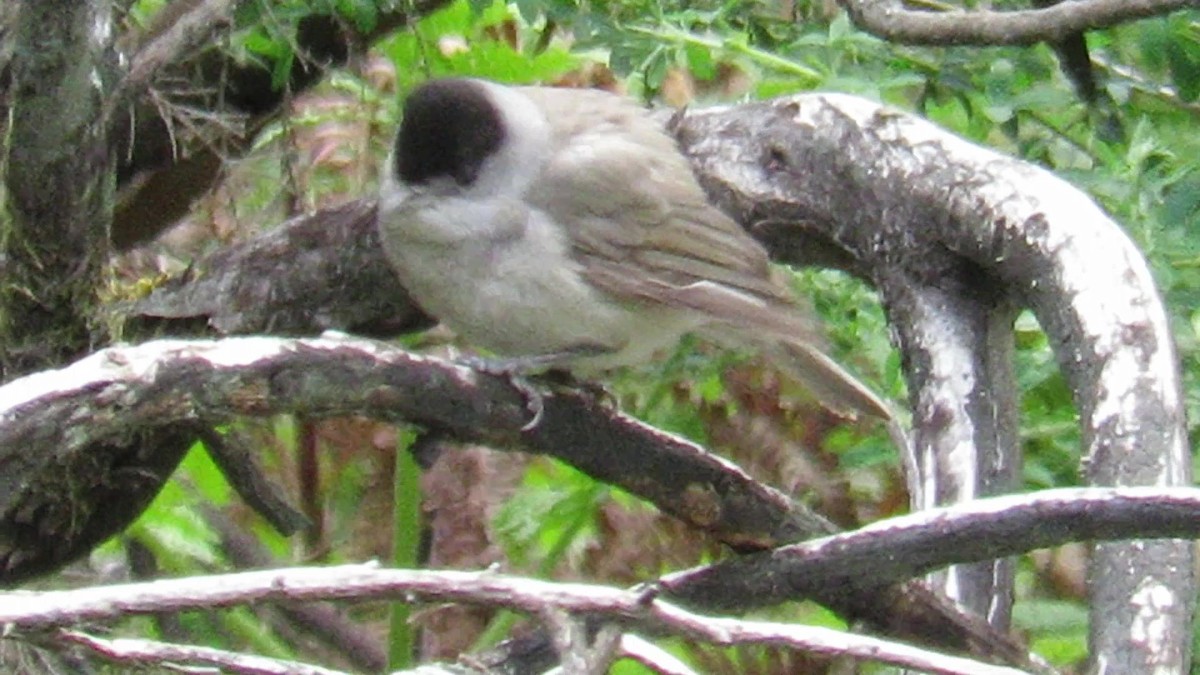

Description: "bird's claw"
458 354 549 431
458 346 616 431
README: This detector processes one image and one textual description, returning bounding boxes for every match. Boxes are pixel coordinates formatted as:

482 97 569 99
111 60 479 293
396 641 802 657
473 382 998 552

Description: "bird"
376 77 893 422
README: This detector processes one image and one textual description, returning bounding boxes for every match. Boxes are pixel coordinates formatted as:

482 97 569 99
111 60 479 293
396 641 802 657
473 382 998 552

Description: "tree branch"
129 200 431 337
10 336 1200 670
837 0 1193 46
50 630 348 675
2 565 1034 675
673 92 1193 673
662 487 1200 610
0 336 836 558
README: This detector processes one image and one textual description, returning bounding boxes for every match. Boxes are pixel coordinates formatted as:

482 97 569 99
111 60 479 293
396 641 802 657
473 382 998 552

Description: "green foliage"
119 441 228 568
494 459 609 572
1013 599 1090 666
1138 15 1200 102
378 0 580 92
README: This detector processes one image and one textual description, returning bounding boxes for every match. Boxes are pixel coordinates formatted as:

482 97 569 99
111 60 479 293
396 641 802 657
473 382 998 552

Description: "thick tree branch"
129 200 430 337
837 0 1193 46
672 92 1193 673
0 336 834 558
4 0 115 375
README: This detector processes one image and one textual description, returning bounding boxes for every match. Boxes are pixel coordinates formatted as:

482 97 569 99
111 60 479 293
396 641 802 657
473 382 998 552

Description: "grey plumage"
377 78 893 421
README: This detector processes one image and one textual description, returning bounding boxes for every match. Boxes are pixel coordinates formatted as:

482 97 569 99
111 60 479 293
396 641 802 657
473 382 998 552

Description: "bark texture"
674 93 1193 674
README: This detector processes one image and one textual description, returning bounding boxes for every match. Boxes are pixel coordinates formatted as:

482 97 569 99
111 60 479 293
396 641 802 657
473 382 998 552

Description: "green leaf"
419 0 476 38
684 40 716 80
336 0 379 32
443 39 579 83
379 0 578 86
495 460 606 569
1166 37 1200 101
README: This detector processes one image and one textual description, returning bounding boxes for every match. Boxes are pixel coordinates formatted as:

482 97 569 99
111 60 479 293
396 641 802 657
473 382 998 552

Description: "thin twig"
104 0 237 128
54 629 349 675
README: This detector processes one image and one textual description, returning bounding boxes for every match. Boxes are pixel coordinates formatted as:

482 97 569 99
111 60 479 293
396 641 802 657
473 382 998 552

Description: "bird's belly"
394 239 696 371
383 200 703 371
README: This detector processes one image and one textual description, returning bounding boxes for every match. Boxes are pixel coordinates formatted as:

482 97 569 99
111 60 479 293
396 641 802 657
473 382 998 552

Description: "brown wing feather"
519 87 893 420
519 87 791 307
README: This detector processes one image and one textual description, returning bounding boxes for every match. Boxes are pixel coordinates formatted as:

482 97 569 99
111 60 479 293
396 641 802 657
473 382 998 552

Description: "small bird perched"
377 77 892 421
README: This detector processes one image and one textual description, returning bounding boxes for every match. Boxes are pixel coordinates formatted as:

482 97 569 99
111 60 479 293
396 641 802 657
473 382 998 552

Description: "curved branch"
0 336 832 556
673 92 1193 674
837 0 1192 46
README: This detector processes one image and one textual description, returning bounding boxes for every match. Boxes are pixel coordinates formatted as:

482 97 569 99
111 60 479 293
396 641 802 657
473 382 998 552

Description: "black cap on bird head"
394 79 507 188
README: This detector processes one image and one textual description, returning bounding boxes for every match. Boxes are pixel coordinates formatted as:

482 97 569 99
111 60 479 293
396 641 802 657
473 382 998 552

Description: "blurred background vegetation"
71 0 1200 671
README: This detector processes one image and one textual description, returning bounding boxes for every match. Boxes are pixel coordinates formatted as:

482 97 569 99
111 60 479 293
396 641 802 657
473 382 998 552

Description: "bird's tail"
769 337 894 421
740 333 910 456
700 324 893 422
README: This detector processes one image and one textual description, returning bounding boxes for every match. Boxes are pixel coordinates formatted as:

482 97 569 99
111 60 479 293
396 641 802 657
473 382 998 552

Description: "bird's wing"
520 92 893 420
523 115 808 326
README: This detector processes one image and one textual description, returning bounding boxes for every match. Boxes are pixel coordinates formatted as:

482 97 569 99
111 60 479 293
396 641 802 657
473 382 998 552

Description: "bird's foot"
458 354 551 431
458 346 614 430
